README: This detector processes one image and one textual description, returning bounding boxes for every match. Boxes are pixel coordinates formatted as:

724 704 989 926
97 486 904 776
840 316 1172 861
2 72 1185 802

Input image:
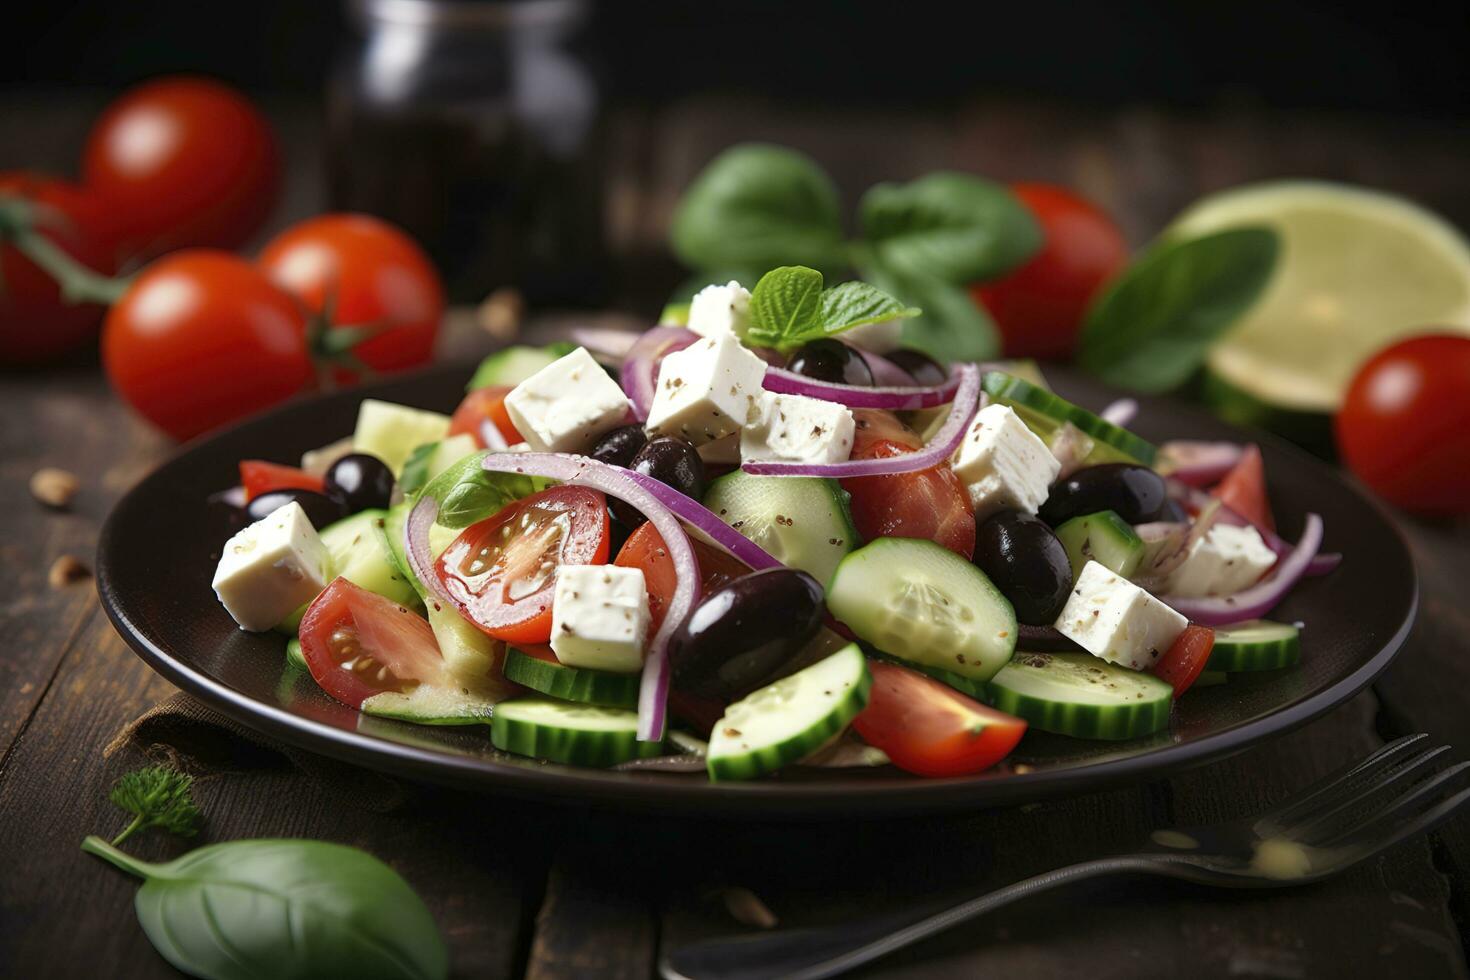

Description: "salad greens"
745 266 919 352
416 450 537 529
106 764 202 844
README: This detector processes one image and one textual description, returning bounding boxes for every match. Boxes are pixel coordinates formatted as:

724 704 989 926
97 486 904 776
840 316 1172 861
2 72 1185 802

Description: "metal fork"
662 734 1470 980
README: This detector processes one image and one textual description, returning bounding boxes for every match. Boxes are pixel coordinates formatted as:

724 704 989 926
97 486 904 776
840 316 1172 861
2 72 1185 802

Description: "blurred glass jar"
330 0 606 305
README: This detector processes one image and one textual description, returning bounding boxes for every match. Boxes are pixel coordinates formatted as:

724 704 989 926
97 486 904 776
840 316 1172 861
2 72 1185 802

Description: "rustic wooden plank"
524 854 657 980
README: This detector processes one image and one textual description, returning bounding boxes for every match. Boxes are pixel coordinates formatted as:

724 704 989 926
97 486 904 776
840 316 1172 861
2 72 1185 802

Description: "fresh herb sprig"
745 265 919 353
105 764 202 845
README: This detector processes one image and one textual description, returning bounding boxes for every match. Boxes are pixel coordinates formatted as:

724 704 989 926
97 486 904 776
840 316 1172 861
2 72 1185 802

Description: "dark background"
7 0 1470 117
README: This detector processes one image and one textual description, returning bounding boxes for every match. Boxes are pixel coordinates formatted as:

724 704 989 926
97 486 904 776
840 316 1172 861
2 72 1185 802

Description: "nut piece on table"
49 555 91 589
30 468 80 510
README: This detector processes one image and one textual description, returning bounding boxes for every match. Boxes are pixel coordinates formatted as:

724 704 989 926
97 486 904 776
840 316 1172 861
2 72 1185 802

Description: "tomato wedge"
613 520 750 632
449 386 522 448
1212 444 1274 532
1151 624 1216 697
240 460 325 501
853 660 1027 777
436 485 609 643
299 578 447 708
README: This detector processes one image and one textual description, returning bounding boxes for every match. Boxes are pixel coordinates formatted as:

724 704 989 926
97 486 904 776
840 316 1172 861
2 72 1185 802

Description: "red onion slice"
742 363 981 478
1134 500 1223 590
618 469 782 571
569 326 640 362
478 452 701 742
1156 440 1246 487
861 349 918 387
1099 398 1138 428
404 494 455 605
1167 478 1340 576
479 419 509 452
762 364 962 410
1163 513 1324 625
620 327 700 421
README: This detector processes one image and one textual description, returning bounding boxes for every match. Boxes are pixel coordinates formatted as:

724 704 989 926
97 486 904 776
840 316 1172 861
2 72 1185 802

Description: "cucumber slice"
1053 510 1144 582
285 637 307 671
353 399 451 475
828 538 1017 682
706 644 872 781
503 648 640 709
987 651 1174 740
490 698 664 766
467 342 577 390
703 470 857 588
1207 619 1301 672
381 501 413 582
320 509 420 608
982 372 1157 465
361 684 498 725
871 651 988 699
426 601 503 687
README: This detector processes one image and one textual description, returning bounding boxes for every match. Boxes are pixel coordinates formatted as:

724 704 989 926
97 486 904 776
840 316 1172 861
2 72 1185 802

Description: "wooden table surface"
3 93 1470 979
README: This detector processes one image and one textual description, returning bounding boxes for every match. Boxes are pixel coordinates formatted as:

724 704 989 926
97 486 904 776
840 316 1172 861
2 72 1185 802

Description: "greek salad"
209 268 1340 781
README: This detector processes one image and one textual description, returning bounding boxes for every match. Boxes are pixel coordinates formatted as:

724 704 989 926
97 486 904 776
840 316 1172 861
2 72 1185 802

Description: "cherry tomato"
436 486 610 643
83 76 279 258
258 213 444 383
1336 333 1470 516
841 410 976 560
102 250 313 441
613 520 750 632
972 183 1129 359
239 460 325 502
853 660 1027 777
299 578 448 708
1151 624 1216 698
449 386 523 447
1211 444 1274 532
0 172 117 364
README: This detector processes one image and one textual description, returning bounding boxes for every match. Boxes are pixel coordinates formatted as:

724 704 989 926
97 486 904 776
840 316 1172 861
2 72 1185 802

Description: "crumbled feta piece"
550 565 651 673
1056 560 1188 670
687 280 752 339
1164 523 1278 597
741 392 855 465
838 318 904 354
211 501 332 632
503 347 633 453
950 403 1061 519
645 333 767 446
697 433 741 465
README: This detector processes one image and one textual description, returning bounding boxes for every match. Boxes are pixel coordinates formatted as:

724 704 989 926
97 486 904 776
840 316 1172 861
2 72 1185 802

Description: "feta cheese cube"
838 317 904 354
687 280 752 339
1056 560 1188 670
645 333 767 446
1164 523 1278 597
697 432 742 465
212 501 332 632
503 347 633 453
950 403 1061 519
741 391 855 465
550 565 651 673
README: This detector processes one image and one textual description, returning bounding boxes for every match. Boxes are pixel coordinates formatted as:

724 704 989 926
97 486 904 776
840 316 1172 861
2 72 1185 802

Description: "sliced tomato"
841 438 976 561
613 520 751 632
1151 624 1216 698
449 385 522 448
1211 444 1274 532
853 660 1026 777
514 642 560 664
299 578 447 708
436 486 609 643
240 460 325 502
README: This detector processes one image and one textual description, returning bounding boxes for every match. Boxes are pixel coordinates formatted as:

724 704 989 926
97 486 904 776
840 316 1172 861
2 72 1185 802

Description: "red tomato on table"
449 386 523 447
853 660 1027 777
239 460 325 501
83 76 279 258
972 183 1129 360
436 486 610 644
1336 333 1470 516
299 578 448 708
1150 624 1216 698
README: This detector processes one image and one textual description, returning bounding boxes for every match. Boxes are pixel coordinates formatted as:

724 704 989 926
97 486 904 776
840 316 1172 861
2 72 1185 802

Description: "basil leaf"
860 173 1042 284
746 265 824 348
83 836 447 980
817 281 920 335
416 450 537 529
671 144 846 274
1076 227 1279 393
398 441 439 496
861 260 1000 363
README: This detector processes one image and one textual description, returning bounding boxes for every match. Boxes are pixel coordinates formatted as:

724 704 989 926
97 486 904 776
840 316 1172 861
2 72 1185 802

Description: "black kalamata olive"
610 437 705 529
589 424 648 468
1038 463 1169 527
886 348 948 386
245 489 345 530
787 339 874 387
669 569 825 700
972 510 1073 625
324 453 395 513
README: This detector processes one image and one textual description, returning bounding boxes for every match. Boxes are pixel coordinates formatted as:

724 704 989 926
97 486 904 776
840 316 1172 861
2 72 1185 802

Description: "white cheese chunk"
1056 560 1188 670
697 432 742 465
1163 523 1278 597
503 346 633 453
741 391 856 465
645 333 768 446
550 565 651 673
950 403 1061 519
687 280 752 339
838 318 904 354
212 501 332 632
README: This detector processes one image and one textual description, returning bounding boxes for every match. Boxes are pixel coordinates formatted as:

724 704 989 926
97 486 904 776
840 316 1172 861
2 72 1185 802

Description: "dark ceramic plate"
96 362 1416 817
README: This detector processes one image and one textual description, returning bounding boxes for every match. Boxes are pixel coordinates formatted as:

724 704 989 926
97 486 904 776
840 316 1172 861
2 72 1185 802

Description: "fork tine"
1316 760 1470 850
1282 744 1452 844
1347 781 1470 865
1254 734 1431 836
